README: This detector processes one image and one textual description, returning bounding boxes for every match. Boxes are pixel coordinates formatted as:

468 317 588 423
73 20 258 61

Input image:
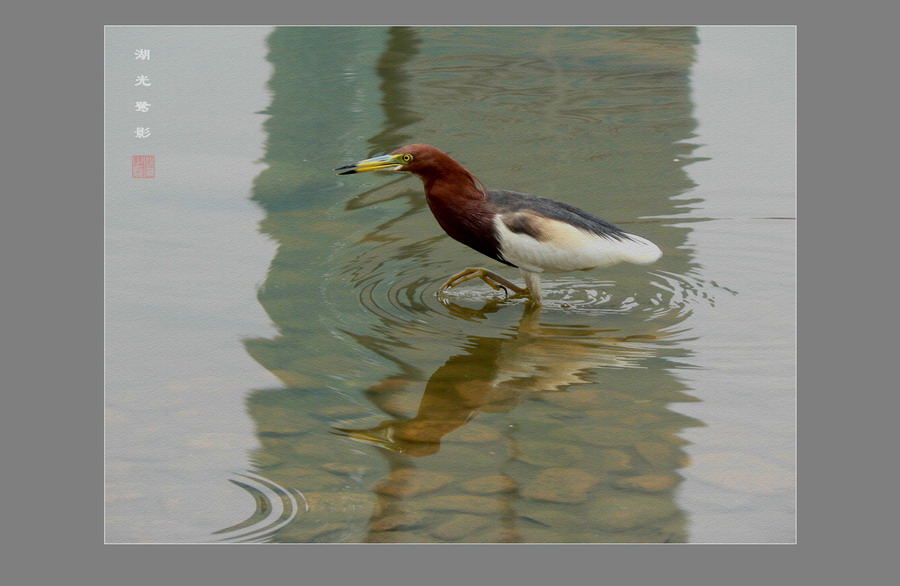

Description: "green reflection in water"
230 26 707 543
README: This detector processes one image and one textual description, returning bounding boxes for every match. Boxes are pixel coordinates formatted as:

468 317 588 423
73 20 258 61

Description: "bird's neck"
419 166 486 203
419 166 496 254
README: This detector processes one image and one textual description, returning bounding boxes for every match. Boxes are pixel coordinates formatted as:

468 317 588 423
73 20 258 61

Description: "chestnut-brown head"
335 144 464 178
335 143 487 201
388 143 459 176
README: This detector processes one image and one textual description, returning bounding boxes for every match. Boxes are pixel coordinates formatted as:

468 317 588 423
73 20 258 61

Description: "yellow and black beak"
335 154 406 175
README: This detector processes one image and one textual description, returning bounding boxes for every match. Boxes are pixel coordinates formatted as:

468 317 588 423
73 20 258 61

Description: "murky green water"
105 26 795 543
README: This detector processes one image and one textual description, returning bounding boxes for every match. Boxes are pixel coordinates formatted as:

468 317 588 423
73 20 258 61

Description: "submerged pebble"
430 513 494 541
614 473 679 493
516 440 585 468
522 468 601 504
419 494 505 516
373 468 455 498
460 474 518 495
597 448 635 473
588 494 679 531
369 511 426 532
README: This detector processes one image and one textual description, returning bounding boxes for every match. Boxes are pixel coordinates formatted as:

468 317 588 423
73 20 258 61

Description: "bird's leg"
438 268 529 298
521 270 543 304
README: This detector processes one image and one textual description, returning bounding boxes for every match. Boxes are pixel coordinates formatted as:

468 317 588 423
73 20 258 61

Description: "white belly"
494 215 661 273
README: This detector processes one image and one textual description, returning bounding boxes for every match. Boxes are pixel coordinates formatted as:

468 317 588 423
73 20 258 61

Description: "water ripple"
325 229 731 346
213 473 308 543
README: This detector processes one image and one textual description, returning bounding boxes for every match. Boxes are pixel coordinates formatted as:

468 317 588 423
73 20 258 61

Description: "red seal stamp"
132 155 155 178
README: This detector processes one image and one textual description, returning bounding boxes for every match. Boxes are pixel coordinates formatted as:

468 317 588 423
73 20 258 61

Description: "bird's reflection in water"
334 301 655 456
332 300 697 543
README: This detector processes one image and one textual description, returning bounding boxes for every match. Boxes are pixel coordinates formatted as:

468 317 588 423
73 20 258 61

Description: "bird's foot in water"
438 268 529 299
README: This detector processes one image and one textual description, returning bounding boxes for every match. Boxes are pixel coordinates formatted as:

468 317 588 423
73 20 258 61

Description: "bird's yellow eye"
400 154 413 163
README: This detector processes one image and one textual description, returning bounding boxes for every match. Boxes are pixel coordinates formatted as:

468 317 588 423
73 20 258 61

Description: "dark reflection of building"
224 26 706 543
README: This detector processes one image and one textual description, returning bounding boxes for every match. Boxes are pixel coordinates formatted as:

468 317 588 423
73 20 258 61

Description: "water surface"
105 26 795 543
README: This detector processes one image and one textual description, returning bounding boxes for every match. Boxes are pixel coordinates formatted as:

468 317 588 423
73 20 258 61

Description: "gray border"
6 0 892 583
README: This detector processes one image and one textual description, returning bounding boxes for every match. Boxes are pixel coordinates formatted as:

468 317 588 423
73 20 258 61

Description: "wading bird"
336 144 661 304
